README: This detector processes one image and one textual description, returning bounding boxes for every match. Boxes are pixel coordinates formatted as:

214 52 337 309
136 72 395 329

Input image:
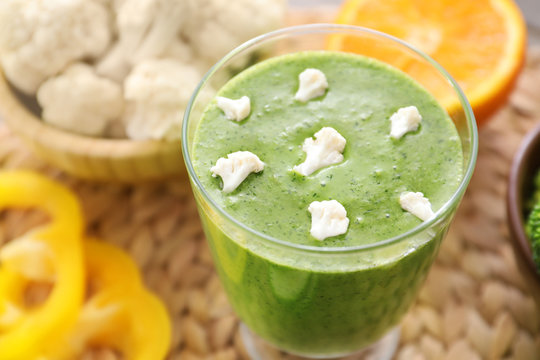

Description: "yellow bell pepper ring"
0 171 85 360
45 239 172 360
0 170 84 234
74 288 172 360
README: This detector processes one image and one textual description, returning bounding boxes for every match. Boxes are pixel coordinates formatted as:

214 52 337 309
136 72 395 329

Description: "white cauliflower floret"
295 68 328 102
37 63 124 137
294 127 347 176
216 96 251 121
390 106 422 139
123 59 201 141
96 0 188 82
211 151 265 193
308 200 349 241
184 0 286 64
399 191 435 221
0 0 112 95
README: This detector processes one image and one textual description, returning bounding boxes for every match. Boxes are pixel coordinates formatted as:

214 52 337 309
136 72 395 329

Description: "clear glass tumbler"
182 24 478 359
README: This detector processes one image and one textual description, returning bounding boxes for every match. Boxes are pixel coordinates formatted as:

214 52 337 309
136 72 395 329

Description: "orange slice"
328 0 527 126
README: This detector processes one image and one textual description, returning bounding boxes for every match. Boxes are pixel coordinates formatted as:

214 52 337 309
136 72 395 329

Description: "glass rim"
182 23 478 254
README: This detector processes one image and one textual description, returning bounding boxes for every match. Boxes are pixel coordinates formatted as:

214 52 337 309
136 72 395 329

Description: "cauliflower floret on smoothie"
295 68 328 102
211 151 264 193
390 105 422 139
216 96 251 121
293 127 346 176
308 200 350 241
399 191 435 221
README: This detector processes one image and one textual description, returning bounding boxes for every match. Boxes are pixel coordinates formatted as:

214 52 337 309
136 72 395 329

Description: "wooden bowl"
507 122 540 303
0 71 185 182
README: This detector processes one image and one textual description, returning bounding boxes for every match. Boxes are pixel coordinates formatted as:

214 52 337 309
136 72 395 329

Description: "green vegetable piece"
526 201 540 272
527 170 540 213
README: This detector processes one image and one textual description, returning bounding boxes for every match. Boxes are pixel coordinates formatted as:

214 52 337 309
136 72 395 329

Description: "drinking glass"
182 24 478 359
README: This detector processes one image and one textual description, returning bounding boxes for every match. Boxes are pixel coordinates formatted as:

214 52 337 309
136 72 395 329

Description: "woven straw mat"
2 46 540 360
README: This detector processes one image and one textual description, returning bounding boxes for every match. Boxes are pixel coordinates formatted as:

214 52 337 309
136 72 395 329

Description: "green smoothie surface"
192 51 463 247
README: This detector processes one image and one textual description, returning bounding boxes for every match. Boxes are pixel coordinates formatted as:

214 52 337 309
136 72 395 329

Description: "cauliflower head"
0 0 112 95
184 0 286 64
123 59 202 141
37 63 124 137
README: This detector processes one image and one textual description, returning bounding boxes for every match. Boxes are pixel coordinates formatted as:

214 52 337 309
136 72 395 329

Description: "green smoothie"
191 51 463 355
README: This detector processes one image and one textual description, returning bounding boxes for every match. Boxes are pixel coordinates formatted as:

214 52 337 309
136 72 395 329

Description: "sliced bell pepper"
0 171 85 360
73 288 172 360
45 239 172 360
0 171 84 233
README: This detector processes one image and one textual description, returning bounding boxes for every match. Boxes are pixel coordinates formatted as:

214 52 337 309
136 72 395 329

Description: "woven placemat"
2 40 540 360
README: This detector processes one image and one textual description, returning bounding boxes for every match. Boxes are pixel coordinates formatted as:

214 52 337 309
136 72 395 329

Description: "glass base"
240 324 400 360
